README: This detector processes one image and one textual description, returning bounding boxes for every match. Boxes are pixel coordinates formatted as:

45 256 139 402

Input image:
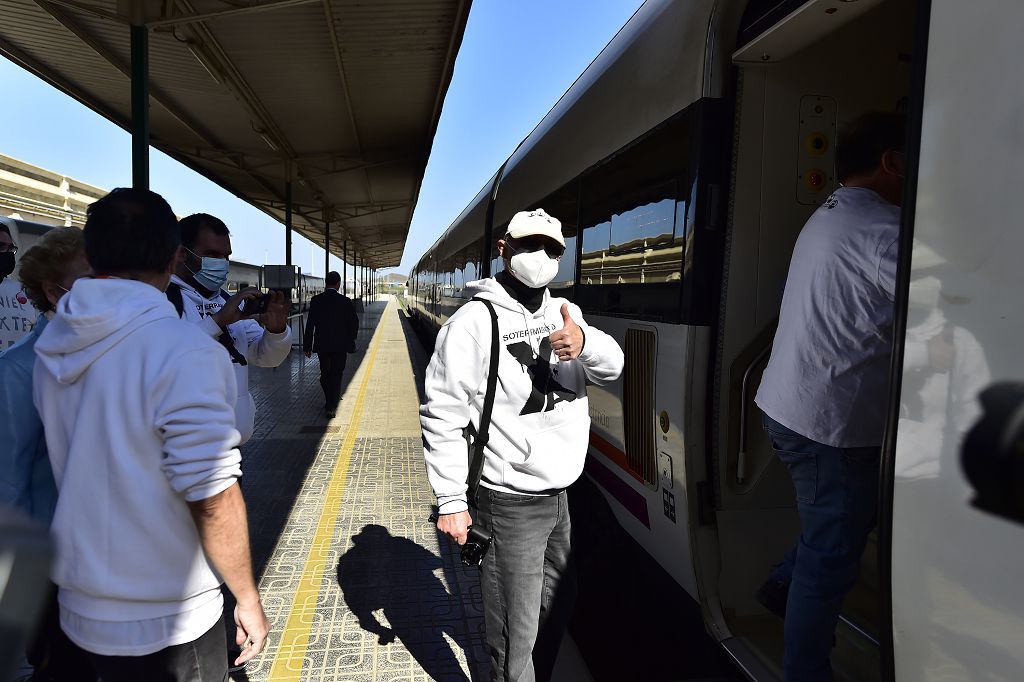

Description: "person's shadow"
337 524 476 681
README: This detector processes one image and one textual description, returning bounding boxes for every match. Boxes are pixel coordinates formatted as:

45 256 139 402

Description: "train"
408 0 1024 680
2 216 347 313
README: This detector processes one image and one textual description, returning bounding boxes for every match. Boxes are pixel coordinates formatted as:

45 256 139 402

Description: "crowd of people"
0 111 906 682
0 189 359 681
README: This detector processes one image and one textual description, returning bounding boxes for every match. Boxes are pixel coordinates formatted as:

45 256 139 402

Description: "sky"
0 0 644 278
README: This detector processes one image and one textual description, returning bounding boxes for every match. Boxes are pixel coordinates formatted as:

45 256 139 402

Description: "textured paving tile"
232 298 487 681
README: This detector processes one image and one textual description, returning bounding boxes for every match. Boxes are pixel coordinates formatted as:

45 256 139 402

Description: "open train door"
883 1 1024 679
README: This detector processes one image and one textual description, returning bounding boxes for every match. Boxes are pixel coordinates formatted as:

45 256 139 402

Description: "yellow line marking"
268 307 386 680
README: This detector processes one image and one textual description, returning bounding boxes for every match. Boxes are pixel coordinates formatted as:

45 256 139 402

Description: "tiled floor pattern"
235 298 487 681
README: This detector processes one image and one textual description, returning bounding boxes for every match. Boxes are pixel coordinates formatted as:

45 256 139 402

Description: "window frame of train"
574 97 730 325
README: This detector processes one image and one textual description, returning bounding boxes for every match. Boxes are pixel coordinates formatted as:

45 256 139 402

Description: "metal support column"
342 241 347 295
130 23 149 189
324 221 330 277
284 181 292 267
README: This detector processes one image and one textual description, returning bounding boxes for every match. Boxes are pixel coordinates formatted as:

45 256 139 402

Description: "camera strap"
467 297 499 509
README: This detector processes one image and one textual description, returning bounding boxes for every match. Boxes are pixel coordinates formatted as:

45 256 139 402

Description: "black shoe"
755 578 789 620
326 408 336 418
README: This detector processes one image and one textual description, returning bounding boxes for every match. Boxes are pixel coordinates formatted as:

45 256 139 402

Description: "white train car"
409 0 1024 679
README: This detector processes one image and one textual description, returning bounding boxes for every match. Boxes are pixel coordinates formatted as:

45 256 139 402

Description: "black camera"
244 293 272 315
461 525 492 567
429 512 492 566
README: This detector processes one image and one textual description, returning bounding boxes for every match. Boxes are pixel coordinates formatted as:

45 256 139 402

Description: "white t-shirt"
755 187 900 448
0 277 36 350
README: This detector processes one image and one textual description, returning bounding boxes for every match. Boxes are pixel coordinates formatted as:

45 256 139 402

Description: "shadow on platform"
337 524 481 681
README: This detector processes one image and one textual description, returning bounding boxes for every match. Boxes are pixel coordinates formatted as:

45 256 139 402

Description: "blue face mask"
186 248 230 292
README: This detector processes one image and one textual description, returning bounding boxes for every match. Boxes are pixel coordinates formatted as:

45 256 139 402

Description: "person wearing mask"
303 270 359 417
170 213 291 444
33 189 269 681
0 226 95 681
422 209 624 682
753 112 906 680
0 222 37 349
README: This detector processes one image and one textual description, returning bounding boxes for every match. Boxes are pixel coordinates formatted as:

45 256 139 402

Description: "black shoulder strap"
165 281 185 318
467 297 499 508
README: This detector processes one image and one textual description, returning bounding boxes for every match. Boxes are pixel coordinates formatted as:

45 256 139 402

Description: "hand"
548 303 584 362
437 510 472 545
260 290 289 333
304 351 312 359
213 287 261 329
233 598 270 666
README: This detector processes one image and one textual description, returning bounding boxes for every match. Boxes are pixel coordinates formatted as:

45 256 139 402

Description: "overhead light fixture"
258 133 278 152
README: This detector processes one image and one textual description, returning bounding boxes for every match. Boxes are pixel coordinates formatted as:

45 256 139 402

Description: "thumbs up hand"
549 303 584 362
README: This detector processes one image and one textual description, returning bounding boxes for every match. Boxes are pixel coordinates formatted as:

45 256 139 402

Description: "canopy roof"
0 0 471 268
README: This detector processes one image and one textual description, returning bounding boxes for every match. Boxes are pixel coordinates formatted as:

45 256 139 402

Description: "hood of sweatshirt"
463 277 554 314
34 278 177 385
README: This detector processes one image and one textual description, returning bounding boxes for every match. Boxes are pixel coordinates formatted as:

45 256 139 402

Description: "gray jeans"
475 487 577 682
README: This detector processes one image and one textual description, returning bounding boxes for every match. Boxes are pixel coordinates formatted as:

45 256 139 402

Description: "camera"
429 512 492 566
244 293 272 315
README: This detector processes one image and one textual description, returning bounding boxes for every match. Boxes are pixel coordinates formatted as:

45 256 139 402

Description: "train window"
538 180 579 298
576 107 692 321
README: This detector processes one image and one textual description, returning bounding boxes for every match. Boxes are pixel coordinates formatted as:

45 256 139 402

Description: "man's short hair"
836 112 907 182
326 271 341 287
19 228 85 312
84 188 179 275
179 213 230 249
0 223 10 238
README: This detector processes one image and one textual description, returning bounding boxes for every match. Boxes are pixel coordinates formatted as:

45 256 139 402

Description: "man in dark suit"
303 271 359 417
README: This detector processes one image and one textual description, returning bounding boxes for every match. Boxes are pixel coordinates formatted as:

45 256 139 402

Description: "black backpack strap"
467 297 499 508
165 281 185 318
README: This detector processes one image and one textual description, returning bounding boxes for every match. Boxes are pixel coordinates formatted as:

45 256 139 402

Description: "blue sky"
0 1 643 277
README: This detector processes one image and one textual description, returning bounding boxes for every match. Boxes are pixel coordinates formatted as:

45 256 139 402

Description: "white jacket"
421 278 624 513
33 279 241 628
170 275 292 444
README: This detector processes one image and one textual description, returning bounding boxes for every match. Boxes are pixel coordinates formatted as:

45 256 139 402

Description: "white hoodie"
33 278 242 654
170 275 292 444
421 278 624 513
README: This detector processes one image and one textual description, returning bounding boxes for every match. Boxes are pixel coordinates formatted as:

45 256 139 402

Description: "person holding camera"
170 213 291 445
421 209 623 682
303 270 359 418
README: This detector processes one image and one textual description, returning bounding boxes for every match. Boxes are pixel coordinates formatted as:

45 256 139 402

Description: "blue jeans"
762 414 880 681
475 487 576 682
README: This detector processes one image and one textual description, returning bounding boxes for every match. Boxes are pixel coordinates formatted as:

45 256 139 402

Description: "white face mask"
509 247 559 289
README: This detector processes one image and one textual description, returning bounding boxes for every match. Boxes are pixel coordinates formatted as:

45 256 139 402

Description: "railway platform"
232 296 595 681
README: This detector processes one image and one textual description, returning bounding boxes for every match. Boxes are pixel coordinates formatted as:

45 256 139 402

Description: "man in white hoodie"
33 188 269 681
422 209 624 682
170 213 291 445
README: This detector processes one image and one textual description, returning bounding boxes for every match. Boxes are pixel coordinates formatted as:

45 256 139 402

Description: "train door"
699 0 919 678
886 1 1024 679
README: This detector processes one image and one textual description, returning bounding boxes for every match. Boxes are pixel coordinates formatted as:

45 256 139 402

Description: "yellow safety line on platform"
267 311 385 681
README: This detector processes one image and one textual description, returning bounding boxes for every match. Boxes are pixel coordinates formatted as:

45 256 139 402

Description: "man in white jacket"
170 213 291 444
33 188 269 681
422 209 624 682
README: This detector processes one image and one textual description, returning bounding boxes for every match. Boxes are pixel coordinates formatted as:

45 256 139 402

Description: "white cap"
506 208 565 247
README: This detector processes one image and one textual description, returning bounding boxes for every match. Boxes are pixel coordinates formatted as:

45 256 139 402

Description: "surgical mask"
508 246 559 289
0 252 14 279
186 248 230 292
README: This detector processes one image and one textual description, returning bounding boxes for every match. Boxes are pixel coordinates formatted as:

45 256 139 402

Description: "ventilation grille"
623 328 657 485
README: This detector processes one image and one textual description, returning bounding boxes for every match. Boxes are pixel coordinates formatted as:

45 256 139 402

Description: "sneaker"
326 408 336 418
755 578 789 620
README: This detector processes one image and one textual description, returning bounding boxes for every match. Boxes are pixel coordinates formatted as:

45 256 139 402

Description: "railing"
737 342 772 484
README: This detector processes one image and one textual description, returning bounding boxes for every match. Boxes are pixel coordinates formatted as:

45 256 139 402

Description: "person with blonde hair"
0 225 95 680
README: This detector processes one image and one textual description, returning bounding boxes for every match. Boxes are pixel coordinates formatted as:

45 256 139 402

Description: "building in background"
0 153 103 227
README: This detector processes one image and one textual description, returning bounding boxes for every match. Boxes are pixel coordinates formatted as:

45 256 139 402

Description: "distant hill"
383 273 407 283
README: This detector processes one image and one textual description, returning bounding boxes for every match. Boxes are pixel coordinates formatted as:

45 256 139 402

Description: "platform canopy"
0 0 470 269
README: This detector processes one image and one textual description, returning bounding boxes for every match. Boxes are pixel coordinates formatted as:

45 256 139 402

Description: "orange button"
806 133 828 156
805 169 827 191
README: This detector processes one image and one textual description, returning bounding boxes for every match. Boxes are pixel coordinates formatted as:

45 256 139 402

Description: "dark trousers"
762 414 880 681
84 619 227 682
318 351 347 409
476 487 576 682
26 587 97 681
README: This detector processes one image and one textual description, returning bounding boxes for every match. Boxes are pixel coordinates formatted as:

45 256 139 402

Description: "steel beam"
285 181 292 266
130 23 149 189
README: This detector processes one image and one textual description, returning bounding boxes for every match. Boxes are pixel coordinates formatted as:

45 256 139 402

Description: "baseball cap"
506 209 565 247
